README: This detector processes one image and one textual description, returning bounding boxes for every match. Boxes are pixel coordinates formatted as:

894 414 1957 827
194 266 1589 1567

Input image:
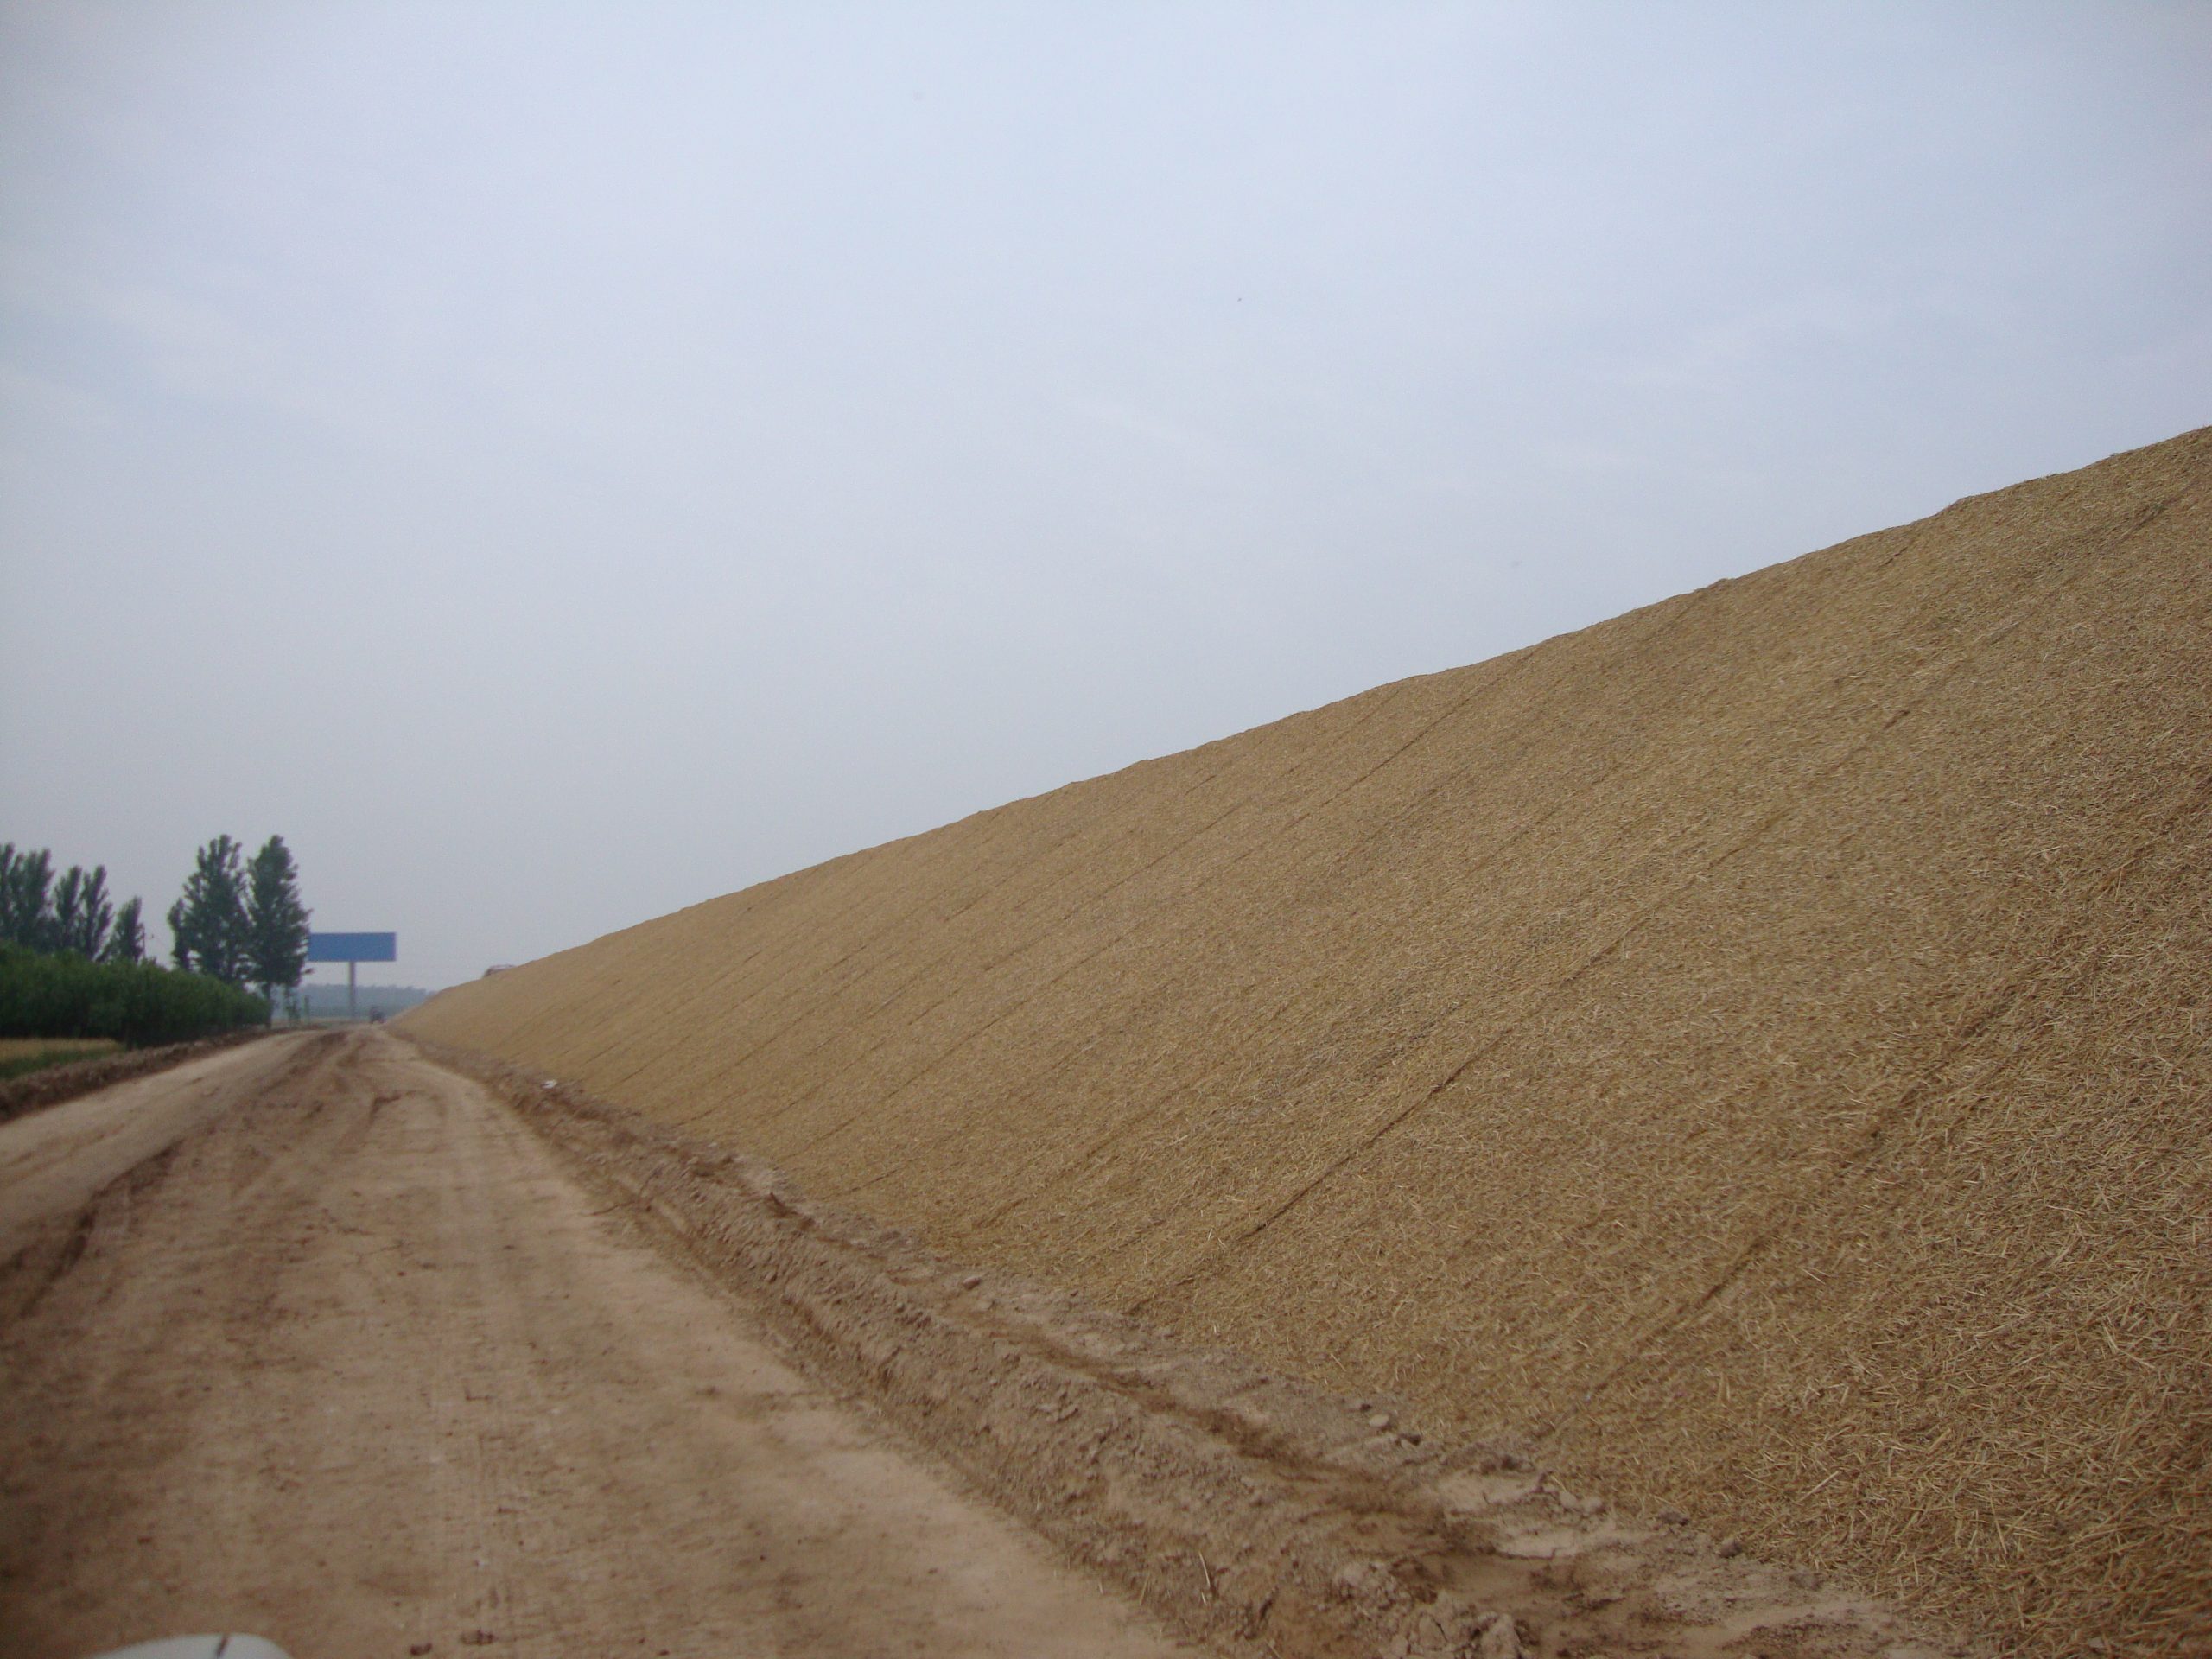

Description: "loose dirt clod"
406 427 2212 1655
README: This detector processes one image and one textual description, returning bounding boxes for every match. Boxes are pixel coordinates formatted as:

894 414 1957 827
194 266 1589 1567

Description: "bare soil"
0 1031 265 1127
0 1026 1955 1659
0 1032 1204 1659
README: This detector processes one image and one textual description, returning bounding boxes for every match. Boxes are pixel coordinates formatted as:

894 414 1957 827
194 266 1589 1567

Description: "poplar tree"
169 836 251 986
0 845 54 950
51 864 113 957
244 836 311 1005
104 896 147 963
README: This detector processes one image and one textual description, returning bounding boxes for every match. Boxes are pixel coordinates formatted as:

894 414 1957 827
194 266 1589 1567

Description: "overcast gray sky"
3 3 2207 991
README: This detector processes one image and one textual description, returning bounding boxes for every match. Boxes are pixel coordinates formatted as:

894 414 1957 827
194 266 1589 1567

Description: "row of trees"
0 845 147 963
4 834 312 1006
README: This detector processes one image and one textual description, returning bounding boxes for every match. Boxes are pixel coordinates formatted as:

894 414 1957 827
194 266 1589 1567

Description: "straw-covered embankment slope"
410 427 2211 1654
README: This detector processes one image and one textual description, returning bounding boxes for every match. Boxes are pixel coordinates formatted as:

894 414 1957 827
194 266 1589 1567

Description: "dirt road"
0 1031 1204 1659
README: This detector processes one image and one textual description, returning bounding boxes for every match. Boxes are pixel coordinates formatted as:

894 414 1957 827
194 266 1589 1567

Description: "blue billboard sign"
308 931 397 963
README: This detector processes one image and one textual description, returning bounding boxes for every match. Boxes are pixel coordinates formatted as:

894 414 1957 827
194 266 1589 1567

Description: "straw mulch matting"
410 426 2212 1655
